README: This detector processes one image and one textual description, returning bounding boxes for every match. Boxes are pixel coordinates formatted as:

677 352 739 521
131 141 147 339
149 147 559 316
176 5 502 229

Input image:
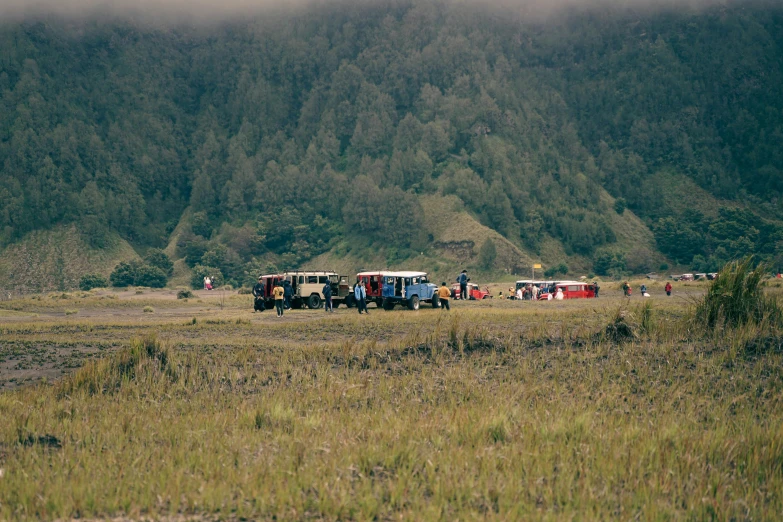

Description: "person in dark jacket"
458 270 469 300
283 279 293 309
252 277 265 312
593 282 600 298
322 281 333 313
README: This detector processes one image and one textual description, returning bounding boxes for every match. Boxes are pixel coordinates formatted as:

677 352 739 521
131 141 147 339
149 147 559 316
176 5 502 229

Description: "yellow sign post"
532 263 542 279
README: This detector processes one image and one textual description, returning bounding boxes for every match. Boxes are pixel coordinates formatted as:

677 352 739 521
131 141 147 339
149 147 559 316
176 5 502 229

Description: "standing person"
354 279 369 314
593 282 600 298
516 287 524 300
252 276 265 312
438 282 451 310
554 286 564 300
458 270 468 300
641 284 649 297
665 282 672 296
322 280 333 313
273 282 285 317
283 279 293 310
622 281 632 297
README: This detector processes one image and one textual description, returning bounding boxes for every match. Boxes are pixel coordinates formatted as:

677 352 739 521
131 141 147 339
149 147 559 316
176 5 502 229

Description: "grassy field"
0 279 781 520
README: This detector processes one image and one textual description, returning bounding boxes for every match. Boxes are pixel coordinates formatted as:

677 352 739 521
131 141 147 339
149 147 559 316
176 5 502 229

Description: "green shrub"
79 274 108 291
134 264 167 288
143 306 154 313
478 239 497 270
544 263 569 278
177 289 194 299
110 261 139 287
110 260 168 288
693 257 781 329
143 248 174 277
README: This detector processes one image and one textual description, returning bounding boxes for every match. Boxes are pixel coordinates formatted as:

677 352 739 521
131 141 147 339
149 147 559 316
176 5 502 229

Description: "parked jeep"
283 271 352 309
379 271 439 310
356 271 388 308
259 271 351 309
450 282 490 300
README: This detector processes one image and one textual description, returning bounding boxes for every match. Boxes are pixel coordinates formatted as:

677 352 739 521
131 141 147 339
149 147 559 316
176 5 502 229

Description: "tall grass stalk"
694 257 781 330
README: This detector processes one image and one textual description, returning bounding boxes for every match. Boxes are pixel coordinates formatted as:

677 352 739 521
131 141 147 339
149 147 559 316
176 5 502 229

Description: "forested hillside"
1 0 782 289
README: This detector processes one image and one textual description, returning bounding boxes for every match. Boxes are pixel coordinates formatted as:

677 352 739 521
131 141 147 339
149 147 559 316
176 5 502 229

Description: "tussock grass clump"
176 289 194 299
601 309 638 343
142 305 154 313
56 335 175 397
694 257 781 330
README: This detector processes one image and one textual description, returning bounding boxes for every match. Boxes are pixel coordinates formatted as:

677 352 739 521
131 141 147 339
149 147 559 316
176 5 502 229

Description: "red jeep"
450 282 490 300
356 271 386 307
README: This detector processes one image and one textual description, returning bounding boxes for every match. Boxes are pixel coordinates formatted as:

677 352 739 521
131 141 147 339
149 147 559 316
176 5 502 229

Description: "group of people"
622 281 673 297
202 276 214 291
252 277 294 317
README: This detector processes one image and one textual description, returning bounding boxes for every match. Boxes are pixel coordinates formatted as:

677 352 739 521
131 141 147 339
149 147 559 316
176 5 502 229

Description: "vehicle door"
382 276 397 298
368 275 382 297
407 276 422 299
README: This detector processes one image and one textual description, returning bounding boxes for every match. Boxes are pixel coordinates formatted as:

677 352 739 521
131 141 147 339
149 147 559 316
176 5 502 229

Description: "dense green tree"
79 274 108 291
1 1 782 273
478 239 497 270
144 249 174 277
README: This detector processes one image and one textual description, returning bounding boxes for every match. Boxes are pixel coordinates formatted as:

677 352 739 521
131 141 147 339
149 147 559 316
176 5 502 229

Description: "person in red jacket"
665 282 672 296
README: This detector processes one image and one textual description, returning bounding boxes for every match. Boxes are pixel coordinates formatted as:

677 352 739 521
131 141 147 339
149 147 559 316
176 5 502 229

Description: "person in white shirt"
554 287 564 300
516 287 524 300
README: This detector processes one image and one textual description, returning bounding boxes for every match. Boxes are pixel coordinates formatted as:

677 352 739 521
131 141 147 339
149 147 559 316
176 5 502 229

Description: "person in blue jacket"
457 270 468 300
354 279 369 314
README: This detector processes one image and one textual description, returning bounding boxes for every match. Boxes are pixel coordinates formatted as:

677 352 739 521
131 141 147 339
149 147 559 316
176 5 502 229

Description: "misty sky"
0 0 735 22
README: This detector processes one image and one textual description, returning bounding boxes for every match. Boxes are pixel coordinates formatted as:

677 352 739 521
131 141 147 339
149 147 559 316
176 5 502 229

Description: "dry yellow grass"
0 288 781 520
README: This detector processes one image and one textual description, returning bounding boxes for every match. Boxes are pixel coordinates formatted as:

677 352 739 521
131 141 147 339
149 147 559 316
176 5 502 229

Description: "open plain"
1 280 782 520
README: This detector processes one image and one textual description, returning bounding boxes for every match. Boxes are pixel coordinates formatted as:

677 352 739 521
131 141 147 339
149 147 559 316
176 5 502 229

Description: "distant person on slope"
457 270 468 300
641 284 649 297
554 287 564 300
665 282 672 296
438 282 451 310
252 276 265 312
593 282 600 298
622 282 632 297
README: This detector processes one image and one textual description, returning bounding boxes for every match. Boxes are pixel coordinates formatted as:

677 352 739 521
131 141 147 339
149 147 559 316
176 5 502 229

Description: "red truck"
450 282 490 300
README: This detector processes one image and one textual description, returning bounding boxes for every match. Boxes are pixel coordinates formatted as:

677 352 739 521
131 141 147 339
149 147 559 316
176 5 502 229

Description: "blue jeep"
381 271 439 310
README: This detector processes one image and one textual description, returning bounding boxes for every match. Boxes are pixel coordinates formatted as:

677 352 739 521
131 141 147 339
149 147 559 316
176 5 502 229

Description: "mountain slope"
1 0 782 288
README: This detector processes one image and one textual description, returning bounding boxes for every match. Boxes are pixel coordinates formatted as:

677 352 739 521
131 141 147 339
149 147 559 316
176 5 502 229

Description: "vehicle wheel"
292 300 303 309
383 299 395 311
344 295 355 308
432 295 440 308
333 301 340 309
408 295 420 311
469 295 476 300
307 294 322 309
482 295 489 299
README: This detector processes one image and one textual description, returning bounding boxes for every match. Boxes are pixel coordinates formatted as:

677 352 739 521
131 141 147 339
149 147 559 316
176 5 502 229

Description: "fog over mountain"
0 0 748 22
